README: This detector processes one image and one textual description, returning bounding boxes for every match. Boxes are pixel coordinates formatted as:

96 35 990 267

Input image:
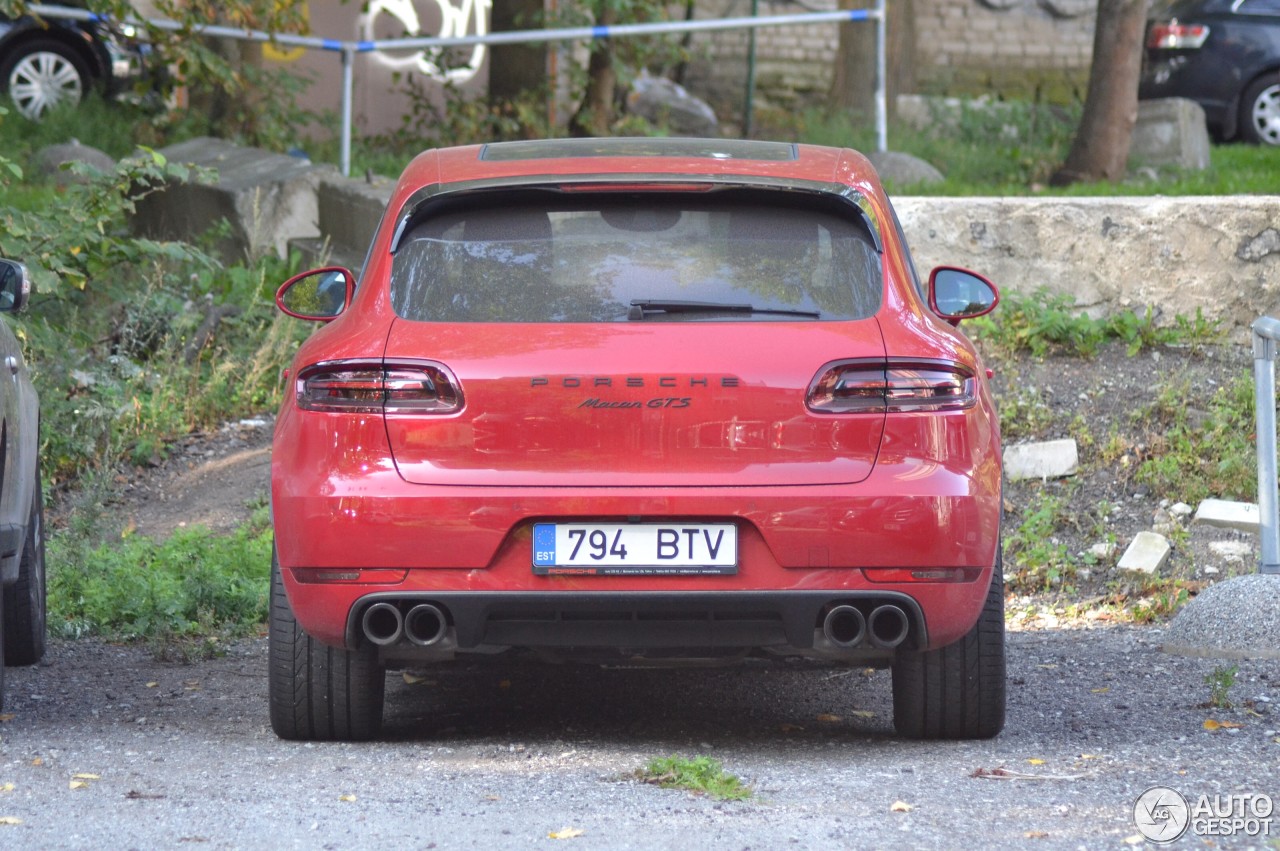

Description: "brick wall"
680 0 1096 126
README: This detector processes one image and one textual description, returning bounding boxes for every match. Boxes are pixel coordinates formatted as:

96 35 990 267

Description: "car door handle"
5 356 18 377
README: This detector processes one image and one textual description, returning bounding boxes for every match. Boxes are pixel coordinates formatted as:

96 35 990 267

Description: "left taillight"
807 359 976 414
296 360 463 415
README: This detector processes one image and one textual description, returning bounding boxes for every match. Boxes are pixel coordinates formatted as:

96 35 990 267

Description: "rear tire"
891 552 1006 739
268 550 385 741
1239 76 1280 146
4 471 46 666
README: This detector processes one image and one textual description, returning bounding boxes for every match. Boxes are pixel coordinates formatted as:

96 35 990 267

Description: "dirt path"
103 416 273 541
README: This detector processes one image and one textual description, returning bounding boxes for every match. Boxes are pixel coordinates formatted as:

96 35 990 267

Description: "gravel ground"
0 626 1276 849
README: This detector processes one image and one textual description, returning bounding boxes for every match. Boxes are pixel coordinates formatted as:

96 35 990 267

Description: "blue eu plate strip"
533 524 556 566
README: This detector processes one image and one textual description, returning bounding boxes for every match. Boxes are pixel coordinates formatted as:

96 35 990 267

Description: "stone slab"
1194 499 1261 534
1002 439 1078 482
1116 531 1172 574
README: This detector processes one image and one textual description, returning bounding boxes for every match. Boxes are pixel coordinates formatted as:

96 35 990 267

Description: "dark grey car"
0 259 45 710
1140 0 1280 144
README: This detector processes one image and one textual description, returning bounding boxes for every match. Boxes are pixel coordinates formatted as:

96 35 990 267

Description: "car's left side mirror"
929 266 998 325
276 266 354 322
0 259 32 314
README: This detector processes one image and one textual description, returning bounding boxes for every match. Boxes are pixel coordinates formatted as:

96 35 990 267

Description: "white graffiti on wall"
360 0 493 84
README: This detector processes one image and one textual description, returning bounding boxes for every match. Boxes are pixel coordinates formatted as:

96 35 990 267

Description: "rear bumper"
344 589 929 650
273 401 1001 656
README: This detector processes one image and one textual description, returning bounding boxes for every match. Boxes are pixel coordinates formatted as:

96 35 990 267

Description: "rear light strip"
807 358 976 414
296 359 463 414
1147 21 1209 49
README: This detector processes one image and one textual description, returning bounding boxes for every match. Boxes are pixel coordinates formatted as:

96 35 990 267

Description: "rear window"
390 192 882 323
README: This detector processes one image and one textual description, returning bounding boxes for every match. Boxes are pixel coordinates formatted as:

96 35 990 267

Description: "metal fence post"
340 46 355 177
875 0 887 153
1253 316 1280 574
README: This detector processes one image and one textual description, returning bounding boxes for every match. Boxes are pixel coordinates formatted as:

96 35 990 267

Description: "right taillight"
1147 21 1209 49
296 359 463 415
807 359 976 414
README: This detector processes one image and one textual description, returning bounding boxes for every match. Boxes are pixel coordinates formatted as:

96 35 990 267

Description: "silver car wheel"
1251 83 1280 146
8 50 85 120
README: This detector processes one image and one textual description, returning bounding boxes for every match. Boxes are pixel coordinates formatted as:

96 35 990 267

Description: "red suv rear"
270 138 1004 741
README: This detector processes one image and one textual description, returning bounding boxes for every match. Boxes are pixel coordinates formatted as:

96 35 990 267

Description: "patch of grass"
1097 571 1199 624
1004 490 1077 593
1205 664 1239 709
999 385 1056 442
0 94 165 164
781 102 1280 196
969 290 1108 358
636 755 752 801
48 514 272 652
1134 374 1255 504
969 289 1224 359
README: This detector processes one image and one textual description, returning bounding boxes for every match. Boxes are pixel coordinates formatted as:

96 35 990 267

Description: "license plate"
532 522 738 576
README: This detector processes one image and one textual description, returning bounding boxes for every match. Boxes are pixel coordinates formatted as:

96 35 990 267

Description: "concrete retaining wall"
894 197 1280 331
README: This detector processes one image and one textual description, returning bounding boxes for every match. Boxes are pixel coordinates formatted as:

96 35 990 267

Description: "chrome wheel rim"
8 50 83 120
1252 83 1280 146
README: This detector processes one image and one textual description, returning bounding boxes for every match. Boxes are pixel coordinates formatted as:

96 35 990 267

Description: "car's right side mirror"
929 266 998 325
0 259 32 314
276 267 354 322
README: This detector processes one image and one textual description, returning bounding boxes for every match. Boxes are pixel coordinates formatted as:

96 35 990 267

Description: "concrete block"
131 137 337 264
1130 98 1211 172
317 173 395 260
1117 531 1172 574
1002 439 1079 481
1194 499 1261 534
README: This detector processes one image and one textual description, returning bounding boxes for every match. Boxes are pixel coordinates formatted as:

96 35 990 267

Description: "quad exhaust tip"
867 604 910 649
404 603 448 646
822 605 867 648
361 602 404 646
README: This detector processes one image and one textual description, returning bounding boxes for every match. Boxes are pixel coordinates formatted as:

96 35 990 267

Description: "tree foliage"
556 0 678 137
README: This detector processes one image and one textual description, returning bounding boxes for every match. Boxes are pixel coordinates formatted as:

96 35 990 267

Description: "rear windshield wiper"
627 300 820 320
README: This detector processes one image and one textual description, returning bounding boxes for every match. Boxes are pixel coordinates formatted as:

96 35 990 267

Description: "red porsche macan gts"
270 137 1004 741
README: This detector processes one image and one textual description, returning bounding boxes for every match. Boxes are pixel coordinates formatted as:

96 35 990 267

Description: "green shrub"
49 522 272 645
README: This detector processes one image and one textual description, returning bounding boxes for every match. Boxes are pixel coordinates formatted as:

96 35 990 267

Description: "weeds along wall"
681 0 1095 119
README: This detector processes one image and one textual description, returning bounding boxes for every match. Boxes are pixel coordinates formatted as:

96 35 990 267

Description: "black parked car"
1140 0 1280 145
0 7 152 121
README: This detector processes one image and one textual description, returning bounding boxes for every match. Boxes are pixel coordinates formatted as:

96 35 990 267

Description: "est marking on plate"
533 522 738 575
